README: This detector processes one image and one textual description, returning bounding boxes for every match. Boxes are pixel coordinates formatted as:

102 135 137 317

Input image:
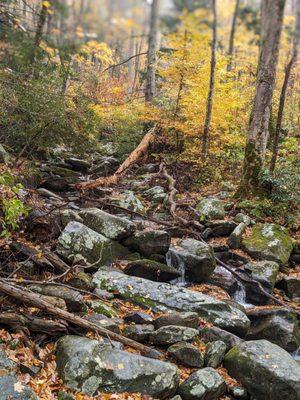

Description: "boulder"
93 269 250 336
124 259 180 282
60 210 83 227
0 144 10 164
85 314 121 334
124 312 153 325
143 186 167 204
196 198 225 220
86 300 118 317
56 221 129 268
279 276 300 301
41 176 71 192
64 157 91 172
123 324 155 343
205 220 238 237
199 326 243 351
124 230 171 257
228 223 247 249
178 368 226 400
56 336 179 398
234 213 251 226
79 208 136 240
244 261 279 290
206 266 238 295
167 342 204 368
224 340 300 400
204 341 227 368
242 224 293 267
154 312 199 330
111 190 145 213
149 326 199 345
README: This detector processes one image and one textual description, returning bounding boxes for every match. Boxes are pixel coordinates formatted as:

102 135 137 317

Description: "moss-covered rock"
204 340 227 368
86 300 118 317
196 198 225 220
149 326 199 345
243 261 279 290
167 342 204 368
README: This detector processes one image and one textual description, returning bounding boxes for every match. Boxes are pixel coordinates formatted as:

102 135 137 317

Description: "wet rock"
124 311 153 325
123 324 155 342
56 221 129 268
178 368 226 400
56 336 179 398
242 223 293 267
206 266 238 295
93 269 250 336
278 276 300 301
124 230 171 257
167 342 204 368
196 198 225 220
228 223 247 249
150 326 199 346
0 144 10 164
204 340 227 368
199 326 243 350
64 157 91 172
234 213 251 226
167 239 216 283
79 208 136 241
124 259 180 282
246 308 300 352
205 220 238 237
224 340 300 400
154 312 199 330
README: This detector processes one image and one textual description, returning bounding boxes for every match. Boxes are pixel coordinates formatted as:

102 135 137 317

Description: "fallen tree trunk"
77 126 157 190
0 280 161 358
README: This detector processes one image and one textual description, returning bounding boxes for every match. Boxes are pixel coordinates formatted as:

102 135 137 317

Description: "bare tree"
240 0 286 194
201 0 217 161
270 0 300 173
227 0 240 71
145 0 160 102
30 0 49 64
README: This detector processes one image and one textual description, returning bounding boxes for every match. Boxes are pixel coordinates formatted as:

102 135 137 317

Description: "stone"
167 342 204 368
56 336 179 398
124 312 153 325
178 368 226 400
60 210 83 227
244 261 279 290
68 271 95 291
234 213 251 226
0 144 10 164
242 223 293 267
228 223 247 249
206 266 238 296
205 220 238 237
85 314 121 334
37 188 63 200
64 157 91 171
124 230 171 257
79 208 136 240
86 300 118 317
204 341 227 368
93 269 250 336
154 312 199 330
56 221 129 268
230 387 249 399
112 190 145 213
224 340 300 400
93 288 114 300
150 326 199 345
199 327 243 351
41 176 71 192
143 186 167 204
124 259 180 282
123 324 155 342
279 276 300 301
167 239 216 283
196 198 225 220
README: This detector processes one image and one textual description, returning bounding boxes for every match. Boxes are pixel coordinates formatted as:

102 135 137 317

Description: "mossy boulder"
224 340 300 400
167 342 204 368
243 261 279 290
196 198 225 220
149 326 199 345
242 223 293 267
204 340 227 368
86 300 118 317
124 259 180 282
124 230 171 257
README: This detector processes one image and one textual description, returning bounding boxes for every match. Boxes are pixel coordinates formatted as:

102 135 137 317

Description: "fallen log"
77 126 157 190
0 280 161 358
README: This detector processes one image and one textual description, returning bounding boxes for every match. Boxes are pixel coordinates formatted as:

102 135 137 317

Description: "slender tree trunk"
30 1 48 64
145 0 160 102
227 0 240 71
270 0 300 173
240 0 286 194
201 0 217 161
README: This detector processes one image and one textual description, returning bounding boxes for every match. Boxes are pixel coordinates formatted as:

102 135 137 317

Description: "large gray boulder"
167 343 204 368
56 221 129 268
124 230 171 256
56 336 179 398
243 261 279 291
224 340 300 400
79 208 136 240
242 224 293 267
196 198 225 220
124 259 180 282
279 276 300 301
93 269 250 336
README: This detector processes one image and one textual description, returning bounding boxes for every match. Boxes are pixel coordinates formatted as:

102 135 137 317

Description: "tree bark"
270 0 300 173
145 0 160 102
201 0 217 161
240 0 286 194
227 0 240 71
30 1 48 64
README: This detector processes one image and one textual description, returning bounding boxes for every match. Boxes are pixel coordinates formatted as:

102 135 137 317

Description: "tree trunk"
30 1 48 64
240 0 286 194
227 0 240 71
201 0 217 161
145 0 160 102
270 0 300 173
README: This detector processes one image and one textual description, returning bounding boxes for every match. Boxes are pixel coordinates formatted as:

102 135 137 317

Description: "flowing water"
166 249 188 287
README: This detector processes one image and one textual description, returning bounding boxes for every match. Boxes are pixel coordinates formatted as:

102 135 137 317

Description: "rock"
93 288 114 300
150 326 199 345
79 208 136 240
90 156 119 177
246 308 300 352
36 188 63 200
56 336 179 398
64 157 91 171
124 312 153 325
41 176 71 192
279 276 300 301
29 284 86 312
93 269 250 336
228 223 247 249
143 186 167 204
167 239 216 283
196 198 225 220
68 271 95 291
206 266 238 295
242 223 293 267
229 387 249 399
124 230 171 257
178 368 226 400
112 190 145 213
205 220 238 237
123 324 155 342
86 300 118 317
56 221 129 268
234 213 251 226
224 340 300 400
60 210 83 227
204 341 227 368
85 314 122 334
168 342 204 368
199 327 243 351
124 259 180 282
243 261 279 291
0 144 10 164
154 312 199 330
170 396 182 400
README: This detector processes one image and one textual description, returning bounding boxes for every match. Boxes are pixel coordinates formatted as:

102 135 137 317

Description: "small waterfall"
233 281 253 309
293 347 300 363
166 249 188 287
